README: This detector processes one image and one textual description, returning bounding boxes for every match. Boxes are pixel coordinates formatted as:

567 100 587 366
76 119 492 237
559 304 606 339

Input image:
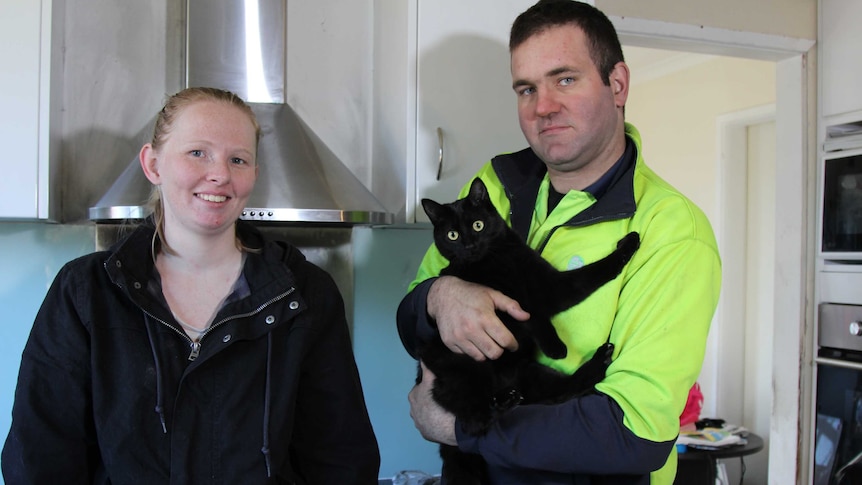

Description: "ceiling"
623 46 716 85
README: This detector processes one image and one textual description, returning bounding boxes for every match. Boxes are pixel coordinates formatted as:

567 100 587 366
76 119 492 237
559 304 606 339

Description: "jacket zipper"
144 287 296 361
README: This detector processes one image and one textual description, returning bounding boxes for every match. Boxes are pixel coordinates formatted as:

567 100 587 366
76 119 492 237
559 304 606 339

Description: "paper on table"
677 427 746 450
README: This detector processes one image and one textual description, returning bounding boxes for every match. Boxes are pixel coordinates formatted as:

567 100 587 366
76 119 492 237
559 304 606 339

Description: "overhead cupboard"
0 0 62 221
373 0 535 224
819 0 862 123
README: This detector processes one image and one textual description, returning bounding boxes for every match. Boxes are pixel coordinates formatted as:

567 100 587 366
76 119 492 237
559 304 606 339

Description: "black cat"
417 177 640 485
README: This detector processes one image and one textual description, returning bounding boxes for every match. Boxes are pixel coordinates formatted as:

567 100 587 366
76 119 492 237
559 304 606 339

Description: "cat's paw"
566 342 614 394
541 338 568 360
491 387 524 412
617 232 640 258
595 342 615 366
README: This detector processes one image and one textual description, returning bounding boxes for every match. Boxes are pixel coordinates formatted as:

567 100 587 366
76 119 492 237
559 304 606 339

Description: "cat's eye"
447 230 459 241
472 220 484 232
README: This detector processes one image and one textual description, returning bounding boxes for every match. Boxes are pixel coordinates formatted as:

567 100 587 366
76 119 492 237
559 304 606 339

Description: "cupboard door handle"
436 127 444 181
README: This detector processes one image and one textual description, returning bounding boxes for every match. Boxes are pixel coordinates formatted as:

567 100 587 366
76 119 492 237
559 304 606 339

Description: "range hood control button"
850 321 862 337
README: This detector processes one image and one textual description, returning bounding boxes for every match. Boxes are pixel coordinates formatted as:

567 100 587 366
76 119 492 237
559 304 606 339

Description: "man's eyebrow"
547 66 577 77
512 79 532 90
512 66 579 90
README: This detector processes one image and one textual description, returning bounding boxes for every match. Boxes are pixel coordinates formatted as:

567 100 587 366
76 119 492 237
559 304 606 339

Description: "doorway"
625 49 776 483
614 15 813 483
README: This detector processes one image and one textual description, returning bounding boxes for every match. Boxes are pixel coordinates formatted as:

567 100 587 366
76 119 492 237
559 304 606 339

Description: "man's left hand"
408 361 457 446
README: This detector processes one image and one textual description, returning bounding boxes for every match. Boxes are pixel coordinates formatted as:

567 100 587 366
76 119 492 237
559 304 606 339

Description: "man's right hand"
426 275 528 361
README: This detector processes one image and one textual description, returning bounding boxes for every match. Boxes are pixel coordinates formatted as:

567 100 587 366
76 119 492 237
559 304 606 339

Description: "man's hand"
408 361 457 446
427 275 528 361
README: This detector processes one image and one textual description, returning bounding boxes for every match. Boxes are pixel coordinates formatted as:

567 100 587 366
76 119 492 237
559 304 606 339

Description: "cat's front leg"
616 231 640 260
520 315 567 359
518 343 614 404
573 342 614 386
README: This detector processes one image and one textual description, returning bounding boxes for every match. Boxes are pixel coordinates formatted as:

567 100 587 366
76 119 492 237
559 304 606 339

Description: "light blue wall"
352 225 443 479
0 222 95 482
0 223 441 481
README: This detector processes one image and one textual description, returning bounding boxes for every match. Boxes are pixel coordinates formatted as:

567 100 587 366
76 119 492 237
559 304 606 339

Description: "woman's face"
140 100 258 239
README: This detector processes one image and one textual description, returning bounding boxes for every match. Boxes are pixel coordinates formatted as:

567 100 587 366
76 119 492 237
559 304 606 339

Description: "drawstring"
143 314 168 434
142 298 276 479
261 332 273 478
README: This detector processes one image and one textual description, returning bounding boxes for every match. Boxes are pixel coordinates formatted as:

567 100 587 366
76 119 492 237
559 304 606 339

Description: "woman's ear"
139 143 161 185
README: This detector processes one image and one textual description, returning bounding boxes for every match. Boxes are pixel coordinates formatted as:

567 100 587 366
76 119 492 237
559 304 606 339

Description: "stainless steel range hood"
88 0 392 225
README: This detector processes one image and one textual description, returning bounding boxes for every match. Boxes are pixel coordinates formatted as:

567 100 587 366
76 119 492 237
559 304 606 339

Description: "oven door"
822 149 862 258
815 362 862 485
815 303 862 484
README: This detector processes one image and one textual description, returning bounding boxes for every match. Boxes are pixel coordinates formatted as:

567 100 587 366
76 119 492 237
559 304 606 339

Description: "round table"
675 433 764 485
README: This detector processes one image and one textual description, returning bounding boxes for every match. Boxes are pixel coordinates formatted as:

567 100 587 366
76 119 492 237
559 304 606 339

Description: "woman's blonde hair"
146 87 262 256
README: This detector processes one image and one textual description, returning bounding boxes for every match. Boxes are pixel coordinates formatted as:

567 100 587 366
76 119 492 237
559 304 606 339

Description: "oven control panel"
819 303 862 359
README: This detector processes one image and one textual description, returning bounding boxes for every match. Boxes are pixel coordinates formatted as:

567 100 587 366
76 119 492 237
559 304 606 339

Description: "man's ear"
139 143 161 185
609 61 630 107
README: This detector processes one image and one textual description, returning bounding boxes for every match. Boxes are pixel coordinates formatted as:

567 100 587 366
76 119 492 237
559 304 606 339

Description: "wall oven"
814 303 862 484
821 147 862 260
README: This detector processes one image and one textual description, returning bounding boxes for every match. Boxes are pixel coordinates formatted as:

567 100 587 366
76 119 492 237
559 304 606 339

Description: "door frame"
610 16 815 484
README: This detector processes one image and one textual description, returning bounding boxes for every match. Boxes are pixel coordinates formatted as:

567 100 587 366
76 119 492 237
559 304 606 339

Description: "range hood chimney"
89 0 393 225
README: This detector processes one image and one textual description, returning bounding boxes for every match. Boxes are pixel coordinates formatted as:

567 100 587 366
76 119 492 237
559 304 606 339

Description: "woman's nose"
208 158 232 183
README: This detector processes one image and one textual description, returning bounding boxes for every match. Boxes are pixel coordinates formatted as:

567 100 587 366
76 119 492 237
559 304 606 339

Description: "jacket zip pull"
188 340 201 361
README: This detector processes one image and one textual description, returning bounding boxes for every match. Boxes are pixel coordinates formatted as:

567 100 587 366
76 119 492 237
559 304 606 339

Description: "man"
396 1 721 484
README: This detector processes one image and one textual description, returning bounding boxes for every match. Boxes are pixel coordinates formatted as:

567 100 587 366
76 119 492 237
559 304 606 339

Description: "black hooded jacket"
2 221 380 484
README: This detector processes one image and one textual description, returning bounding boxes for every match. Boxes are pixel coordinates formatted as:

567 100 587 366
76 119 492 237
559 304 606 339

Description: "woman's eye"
447 231 459 241
190 149 204 157
472 220 484 232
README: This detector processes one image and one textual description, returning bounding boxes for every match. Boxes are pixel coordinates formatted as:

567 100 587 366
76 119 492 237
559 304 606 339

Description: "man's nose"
534 89 561 117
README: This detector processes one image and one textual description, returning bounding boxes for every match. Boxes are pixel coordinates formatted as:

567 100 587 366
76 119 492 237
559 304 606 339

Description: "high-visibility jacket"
398 123 721 484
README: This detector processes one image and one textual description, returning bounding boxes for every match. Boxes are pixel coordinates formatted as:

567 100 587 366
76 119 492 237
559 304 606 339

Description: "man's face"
511 24 628 180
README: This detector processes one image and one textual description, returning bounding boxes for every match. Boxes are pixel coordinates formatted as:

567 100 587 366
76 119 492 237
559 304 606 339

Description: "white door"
716 111 776 485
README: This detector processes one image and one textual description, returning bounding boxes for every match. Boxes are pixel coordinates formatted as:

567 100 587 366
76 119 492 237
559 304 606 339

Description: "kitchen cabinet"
819 0 862 122
0 0 61 220
373 0 534 223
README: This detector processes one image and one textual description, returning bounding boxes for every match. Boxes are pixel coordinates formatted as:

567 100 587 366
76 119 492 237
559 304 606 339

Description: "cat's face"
422 178 507 264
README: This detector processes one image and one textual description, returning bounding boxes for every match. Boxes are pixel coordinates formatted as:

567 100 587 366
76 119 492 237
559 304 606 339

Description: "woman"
2 87 380 484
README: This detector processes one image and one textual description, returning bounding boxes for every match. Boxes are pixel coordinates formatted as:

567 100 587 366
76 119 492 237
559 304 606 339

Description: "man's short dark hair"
509 0 625 86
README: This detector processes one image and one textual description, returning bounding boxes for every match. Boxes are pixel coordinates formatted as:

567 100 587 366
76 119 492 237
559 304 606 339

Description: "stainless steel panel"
87 0 393 226
187 0 285 103
819 303 862 353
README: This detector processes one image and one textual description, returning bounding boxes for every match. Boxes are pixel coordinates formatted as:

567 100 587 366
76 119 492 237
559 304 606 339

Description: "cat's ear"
421 198 445 224
468 178 488 203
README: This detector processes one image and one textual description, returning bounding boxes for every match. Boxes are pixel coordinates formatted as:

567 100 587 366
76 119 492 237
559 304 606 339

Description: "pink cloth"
679 383 703 426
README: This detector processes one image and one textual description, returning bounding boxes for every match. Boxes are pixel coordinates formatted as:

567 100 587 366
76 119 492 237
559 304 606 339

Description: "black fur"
417 178 639 484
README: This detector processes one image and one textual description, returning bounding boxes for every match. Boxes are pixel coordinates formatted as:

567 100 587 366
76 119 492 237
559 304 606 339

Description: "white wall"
626 54 776 484
626 56 776 222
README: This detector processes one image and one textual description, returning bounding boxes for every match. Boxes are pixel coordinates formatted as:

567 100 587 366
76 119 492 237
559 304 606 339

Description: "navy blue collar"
548 137 635 211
